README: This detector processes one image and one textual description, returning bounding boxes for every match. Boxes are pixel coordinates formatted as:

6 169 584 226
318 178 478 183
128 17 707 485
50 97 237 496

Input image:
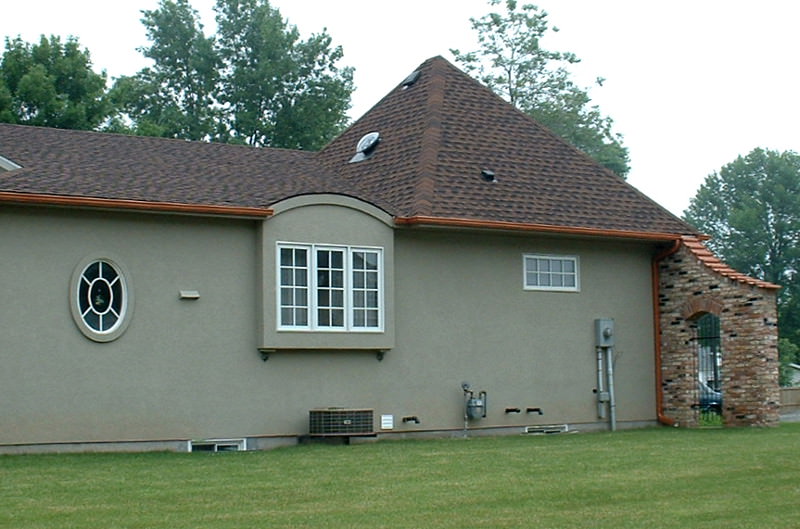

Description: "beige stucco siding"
0 206 265 444
1 202 658 448
387 230 657 428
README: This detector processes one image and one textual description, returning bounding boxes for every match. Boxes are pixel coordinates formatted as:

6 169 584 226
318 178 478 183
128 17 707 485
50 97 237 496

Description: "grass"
2 425 800 529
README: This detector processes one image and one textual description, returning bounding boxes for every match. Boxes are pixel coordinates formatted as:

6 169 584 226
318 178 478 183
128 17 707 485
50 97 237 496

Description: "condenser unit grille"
309 408 374 436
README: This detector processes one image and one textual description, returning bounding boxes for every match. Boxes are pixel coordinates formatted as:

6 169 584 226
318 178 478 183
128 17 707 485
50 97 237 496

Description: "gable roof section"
317 56 697 237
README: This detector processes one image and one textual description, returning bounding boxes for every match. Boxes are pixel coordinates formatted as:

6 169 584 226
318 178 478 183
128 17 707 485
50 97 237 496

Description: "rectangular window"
523 254 579 292
278 243 383 331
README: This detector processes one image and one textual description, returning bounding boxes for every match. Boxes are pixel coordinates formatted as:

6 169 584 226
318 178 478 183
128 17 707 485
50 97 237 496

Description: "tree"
684 148 800 352
451 0 629 176
109 0 219 140
0 35 110 130
115 0 354 149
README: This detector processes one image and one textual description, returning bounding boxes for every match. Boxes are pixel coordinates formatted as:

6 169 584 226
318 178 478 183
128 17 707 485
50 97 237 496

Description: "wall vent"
524 424 570 435
309 408 374 436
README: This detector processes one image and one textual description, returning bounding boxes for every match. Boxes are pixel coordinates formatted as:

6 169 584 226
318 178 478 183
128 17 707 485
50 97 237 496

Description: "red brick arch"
681 297 724 320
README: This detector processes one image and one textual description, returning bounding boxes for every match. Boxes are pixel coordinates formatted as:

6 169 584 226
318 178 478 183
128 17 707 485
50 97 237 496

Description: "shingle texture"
0 56 697 236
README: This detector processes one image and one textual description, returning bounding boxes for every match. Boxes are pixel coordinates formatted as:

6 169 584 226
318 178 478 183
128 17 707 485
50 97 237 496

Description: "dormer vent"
349 132 381 163
480 169 496 182
402 70 421 89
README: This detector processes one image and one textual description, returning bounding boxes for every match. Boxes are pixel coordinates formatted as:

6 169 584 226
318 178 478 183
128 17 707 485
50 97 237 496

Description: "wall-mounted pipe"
596 346 607 419
606 347 617 431
652 239 682 427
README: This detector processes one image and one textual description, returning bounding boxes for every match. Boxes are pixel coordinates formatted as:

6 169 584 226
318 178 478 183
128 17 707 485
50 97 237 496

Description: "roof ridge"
412 57 448 216
681 235 780 290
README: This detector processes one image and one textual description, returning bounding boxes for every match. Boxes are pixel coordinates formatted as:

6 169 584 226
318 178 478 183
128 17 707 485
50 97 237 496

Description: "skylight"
349 132 381 163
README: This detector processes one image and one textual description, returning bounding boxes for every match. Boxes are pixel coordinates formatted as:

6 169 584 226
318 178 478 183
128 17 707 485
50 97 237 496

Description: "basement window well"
189 439 246 452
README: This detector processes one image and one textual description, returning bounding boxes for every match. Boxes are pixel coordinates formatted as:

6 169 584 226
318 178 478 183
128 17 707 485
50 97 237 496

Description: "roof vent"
0 155 21 171
401 70 420 89
349 132 381 163
480 169 496 182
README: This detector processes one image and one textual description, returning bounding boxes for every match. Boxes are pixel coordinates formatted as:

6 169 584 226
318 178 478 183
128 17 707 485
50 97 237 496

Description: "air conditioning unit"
309 408 374 436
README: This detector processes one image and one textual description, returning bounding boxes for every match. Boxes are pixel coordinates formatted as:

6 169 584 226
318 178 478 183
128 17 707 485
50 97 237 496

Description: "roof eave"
394 215 685 242
0 191 272 219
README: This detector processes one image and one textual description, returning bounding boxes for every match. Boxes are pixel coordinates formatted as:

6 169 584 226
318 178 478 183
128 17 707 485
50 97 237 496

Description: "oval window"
70 257 133 342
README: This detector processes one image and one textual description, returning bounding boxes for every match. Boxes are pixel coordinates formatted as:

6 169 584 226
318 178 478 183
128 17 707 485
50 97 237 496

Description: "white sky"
3 0 799 216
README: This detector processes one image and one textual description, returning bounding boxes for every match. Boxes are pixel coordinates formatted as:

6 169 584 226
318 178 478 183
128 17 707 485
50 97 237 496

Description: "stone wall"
658 238 780 427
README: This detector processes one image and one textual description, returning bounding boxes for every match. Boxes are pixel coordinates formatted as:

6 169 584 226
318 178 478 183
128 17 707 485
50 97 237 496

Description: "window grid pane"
277 244 383 331
352 250 380 329
524 255 578 291
316 249 345 328
279 247 309 327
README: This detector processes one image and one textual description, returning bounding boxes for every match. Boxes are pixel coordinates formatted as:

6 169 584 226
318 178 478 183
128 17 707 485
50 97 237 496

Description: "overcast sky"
3 0 798 216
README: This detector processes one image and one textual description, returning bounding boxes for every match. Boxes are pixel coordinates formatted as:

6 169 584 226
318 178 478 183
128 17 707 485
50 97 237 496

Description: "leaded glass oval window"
70 257 133 342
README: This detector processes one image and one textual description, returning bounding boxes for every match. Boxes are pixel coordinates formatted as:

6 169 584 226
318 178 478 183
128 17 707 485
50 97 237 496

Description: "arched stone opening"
657 238 780 427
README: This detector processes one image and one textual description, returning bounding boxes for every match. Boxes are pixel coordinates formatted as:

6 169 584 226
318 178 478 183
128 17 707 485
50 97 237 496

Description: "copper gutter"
0 192 272 218
652 239 683 427
395 215 682 241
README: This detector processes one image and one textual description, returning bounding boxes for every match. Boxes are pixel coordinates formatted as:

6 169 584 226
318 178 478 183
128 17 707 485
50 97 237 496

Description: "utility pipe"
596 346 607 419
652 238 683 427
605 346 617 431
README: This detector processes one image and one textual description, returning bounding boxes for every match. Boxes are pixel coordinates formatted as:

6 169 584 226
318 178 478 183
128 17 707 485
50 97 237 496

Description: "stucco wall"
387 230 659 429
0 206 264 445
658 244 780 426
1 202 664 450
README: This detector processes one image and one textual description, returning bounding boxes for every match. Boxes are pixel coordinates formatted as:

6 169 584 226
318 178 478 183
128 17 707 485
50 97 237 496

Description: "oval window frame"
69 255 134 342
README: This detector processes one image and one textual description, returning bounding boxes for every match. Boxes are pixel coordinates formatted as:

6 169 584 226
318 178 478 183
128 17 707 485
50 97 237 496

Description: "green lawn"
2 425 799 529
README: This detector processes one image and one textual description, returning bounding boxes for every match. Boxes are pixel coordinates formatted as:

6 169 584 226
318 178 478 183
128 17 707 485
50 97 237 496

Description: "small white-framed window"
69 255 134 342
523 254 580 292
277 243 383 332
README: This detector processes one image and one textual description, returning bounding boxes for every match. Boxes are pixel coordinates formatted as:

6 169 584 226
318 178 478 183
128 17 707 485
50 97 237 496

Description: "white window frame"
523 254 580 292
277 242 384 332
69 255 134 342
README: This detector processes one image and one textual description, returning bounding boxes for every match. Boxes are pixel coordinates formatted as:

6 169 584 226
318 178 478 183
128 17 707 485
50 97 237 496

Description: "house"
0 56 780 453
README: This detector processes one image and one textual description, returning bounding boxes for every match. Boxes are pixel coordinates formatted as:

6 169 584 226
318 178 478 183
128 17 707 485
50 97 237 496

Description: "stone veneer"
658 237 780 427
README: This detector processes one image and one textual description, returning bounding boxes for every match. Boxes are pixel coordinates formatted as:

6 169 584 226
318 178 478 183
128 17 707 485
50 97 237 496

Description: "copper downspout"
652 239 683 426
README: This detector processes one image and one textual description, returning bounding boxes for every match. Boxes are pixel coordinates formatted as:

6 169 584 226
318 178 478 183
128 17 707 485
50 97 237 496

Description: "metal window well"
309 408 374 436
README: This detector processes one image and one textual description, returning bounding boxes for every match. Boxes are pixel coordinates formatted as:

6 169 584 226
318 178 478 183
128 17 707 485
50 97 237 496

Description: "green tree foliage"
113 0 354 149
108 0 219 139
451 0 629 176
684 148 800 351
0 35 110 129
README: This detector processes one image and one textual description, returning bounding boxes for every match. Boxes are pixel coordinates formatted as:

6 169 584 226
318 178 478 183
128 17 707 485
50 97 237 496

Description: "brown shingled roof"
0 125 337 211
1 56 698 237
318 56 698 236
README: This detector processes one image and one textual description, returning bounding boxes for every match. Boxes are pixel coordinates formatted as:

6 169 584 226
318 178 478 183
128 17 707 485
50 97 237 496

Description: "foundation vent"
524 424 570 435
